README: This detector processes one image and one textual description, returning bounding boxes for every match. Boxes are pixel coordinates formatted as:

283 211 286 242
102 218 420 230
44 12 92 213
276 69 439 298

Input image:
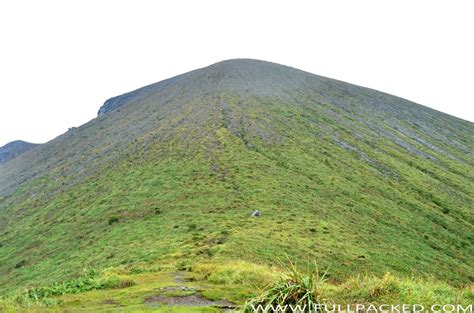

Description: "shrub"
108 216 119 225
14 260 27 269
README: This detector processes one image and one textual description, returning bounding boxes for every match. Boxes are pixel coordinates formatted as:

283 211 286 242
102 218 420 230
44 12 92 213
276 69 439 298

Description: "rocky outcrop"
97 75 181 116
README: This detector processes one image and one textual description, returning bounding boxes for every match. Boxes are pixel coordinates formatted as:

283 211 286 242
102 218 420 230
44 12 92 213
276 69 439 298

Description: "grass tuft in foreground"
242 260 474 312
243 258 328 312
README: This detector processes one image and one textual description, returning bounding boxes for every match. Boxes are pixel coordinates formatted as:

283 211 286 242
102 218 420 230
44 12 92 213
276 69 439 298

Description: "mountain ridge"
97 59 472 122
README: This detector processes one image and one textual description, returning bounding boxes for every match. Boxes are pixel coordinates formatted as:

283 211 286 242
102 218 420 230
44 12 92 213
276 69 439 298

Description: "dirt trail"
144 272 236 311
145 292 234 308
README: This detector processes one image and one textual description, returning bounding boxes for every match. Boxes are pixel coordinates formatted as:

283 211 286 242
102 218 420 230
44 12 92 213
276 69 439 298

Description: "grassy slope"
1 90 472 299
0 60 473 311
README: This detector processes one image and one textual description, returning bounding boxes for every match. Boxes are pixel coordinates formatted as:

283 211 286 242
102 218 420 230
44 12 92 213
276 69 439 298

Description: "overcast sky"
0 0 473 146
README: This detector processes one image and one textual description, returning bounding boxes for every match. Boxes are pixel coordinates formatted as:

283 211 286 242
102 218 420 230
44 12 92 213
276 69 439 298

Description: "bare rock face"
0 140 38 165
98 92 142 116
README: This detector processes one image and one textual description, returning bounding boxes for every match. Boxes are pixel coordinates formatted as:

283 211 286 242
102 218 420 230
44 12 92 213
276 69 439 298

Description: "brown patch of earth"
100 299 123 306
145 286 235 309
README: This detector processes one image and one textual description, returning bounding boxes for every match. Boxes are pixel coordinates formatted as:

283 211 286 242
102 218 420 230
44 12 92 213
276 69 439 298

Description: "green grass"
243 258 328 312
242 259 473 312
1 261 472 312
0 77 473 307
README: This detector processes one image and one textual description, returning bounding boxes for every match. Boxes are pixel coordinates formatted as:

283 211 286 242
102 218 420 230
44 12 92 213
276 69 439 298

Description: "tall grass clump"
8 267 136 307
332 272 474 306
243 258 329 312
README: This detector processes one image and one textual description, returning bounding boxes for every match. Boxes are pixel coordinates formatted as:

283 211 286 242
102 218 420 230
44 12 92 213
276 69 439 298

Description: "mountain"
0 59 473 298
0 140 38 165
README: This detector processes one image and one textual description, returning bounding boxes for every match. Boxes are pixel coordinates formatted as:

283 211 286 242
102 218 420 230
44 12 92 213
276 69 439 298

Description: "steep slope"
0 140 38 165
0 59 473 294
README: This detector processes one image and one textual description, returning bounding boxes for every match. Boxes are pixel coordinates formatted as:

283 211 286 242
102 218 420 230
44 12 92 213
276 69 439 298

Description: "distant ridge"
0 140 37 165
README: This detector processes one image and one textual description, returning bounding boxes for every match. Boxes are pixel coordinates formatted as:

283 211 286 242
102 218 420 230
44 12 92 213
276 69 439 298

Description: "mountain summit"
97 59 325 116
0 59 472 294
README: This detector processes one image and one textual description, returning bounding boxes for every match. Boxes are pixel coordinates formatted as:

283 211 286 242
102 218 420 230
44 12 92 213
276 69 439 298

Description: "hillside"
0 140 38 165
0 59 473 305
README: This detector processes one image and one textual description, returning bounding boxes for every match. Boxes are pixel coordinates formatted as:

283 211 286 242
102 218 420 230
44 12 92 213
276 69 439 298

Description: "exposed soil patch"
100 299 123 306
145 286 235 309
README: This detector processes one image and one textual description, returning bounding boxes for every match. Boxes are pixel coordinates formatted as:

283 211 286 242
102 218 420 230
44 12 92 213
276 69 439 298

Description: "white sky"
0 0 473 146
